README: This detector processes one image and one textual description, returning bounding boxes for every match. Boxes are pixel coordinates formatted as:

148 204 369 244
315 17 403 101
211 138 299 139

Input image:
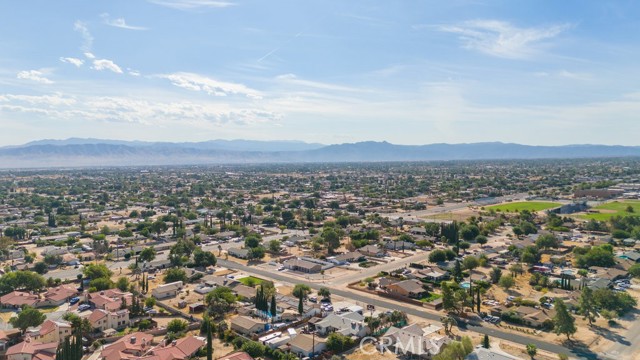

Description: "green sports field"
581 200 640 221
485 201 561 212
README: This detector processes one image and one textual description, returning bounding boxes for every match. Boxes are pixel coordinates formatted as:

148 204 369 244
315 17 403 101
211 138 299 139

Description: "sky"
1 0 640 146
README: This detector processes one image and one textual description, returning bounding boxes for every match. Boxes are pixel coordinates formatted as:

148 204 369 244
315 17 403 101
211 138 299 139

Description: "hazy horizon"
2 1 640 146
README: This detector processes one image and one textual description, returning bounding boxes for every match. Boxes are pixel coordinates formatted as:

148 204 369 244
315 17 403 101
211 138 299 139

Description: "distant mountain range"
1 138 639 168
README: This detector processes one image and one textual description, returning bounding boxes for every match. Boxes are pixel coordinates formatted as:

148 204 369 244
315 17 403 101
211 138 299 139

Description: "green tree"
428 250 447 263
463 256 479 271
89 277 114 291
323 228 341 253
83 263 112 280
268 239 282 253
248 246 266 260
499 274 515 291
526 344 537 359
628 263 640 278
553 299 576 340
116 277 130 292
167 319 188 333
326 332 354 352
164 268 187 283
578 286 598 326
482 334 490 349
34 262 47 275
490 267 502 284
145 297 156 308
535 234 559 250
206 316 213 360
318 287 331 299
10 306 46 333
193 248 217 267
139 247 156 262
293 284 311 299
241 341 265 358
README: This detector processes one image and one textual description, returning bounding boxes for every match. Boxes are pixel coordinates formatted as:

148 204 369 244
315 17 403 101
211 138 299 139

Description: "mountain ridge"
1 139 640 168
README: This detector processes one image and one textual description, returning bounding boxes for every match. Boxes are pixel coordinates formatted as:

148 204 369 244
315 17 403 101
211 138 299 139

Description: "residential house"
283 258 321 273
6 339 58 360
359 245 386 257
288 333 327 358
275 294 321 319
230 316 267 336
152 281 183 299
39 285 78 307
311 311 369 337
88 309 130 332
89 289 132 312
383 323 449 359
228 248 250 259
386 280 428 299
378 277 400 290
0 329 21 351
619 251 640 263
100 332 154 360
26 320 72 344
232 284 257 301
0 291 39 309
465 345 524 360
147 335 205 360
413 268 449 283
384 240 416 251
332 251 364 265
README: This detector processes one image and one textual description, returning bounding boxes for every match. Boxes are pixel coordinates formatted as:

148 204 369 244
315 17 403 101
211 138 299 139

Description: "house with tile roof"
39 285 79 307
147 335 205 360
26 320 72 344
6 338 58 360
87 309 130 332
0 291 39 308
100 332 154 360
89 289 132 312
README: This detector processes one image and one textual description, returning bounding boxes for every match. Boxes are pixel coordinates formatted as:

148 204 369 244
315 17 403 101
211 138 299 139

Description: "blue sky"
1 0 640 146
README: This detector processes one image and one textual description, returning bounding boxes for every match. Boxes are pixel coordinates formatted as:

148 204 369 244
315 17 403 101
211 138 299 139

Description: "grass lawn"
238 276 266 287
580 200 640 221
419 293 443 303
485 201 561 212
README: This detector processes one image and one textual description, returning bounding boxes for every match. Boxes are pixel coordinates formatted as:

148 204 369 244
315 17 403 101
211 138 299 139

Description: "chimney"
130 336 137 344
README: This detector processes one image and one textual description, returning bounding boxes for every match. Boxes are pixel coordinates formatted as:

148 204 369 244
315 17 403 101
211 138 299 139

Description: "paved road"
218 259 610 360
599 309 640 360
334 251 429 285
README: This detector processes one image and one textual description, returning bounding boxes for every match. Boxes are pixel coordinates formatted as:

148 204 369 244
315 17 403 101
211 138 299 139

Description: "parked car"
78 304 91 312
69 297 80 305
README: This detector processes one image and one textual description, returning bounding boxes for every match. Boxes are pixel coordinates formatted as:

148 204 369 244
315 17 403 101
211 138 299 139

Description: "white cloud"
16 70 54 84
92 59 123 74
59 57 84 67
73 21 94 52
0 92 278 126
100 13 148 30
84 52 96 59
147 0 235 10
433 20 570 59
158 72 262 99
275 73 363 93
128 70 141 77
